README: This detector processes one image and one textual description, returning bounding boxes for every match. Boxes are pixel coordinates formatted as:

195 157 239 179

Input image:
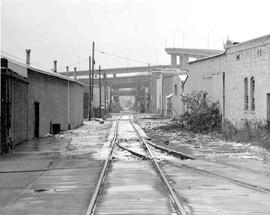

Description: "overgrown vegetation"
176 91 222 133
155 90 270 150
223 119 270 149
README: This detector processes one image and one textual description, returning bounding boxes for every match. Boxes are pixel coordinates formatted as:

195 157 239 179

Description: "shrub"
177 91 222 133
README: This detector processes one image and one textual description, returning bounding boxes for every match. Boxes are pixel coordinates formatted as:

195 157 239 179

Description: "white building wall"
171 76 183 116
185 35 270 126
186 55 226 114
226 35 270 124
156 73 162 113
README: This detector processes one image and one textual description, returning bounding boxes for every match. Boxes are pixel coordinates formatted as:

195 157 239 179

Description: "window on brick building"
244 78 249 110
250 77 255 111
174 84 178 96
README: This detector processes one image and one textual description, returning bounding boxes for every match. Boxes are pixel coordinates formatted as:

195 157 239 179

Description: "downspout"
27 80 29 140
68 79 70 129
161 73 164 116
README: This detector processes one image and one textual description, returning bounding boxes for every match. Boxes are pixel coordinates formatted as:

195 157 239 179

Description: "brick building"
1 53 84 153
186 35 270 126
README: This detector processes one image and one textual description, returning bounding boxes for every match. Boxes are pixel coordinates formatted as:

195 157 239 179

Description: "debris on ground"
135 115 270 163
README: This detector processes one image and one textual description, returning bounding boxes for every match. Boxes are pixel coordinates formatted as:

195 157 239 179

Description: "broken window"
250 77 255 111
244 77 249 110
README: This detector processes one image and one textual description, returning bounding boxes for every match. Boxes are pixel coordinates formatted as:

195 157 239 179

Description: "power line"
95 48 149 65
58 58 89 71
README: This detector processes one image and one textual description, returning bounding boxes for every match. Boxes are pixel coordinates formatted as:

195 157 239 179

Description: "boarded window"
250 77 255 111
244 78 249 110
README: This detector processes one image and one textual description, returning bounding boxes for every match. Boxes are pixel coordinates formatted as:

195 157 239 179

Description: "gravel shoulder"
135 114 270 176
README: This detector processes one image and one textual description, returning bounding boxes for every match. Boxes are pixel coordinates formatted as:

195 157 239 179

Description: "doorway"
34 102 39 138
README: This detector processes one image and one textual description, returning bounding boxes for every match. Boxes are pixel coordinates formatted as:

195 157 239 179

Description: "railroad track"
86 114 270 214
128 119 270 195
132 122 270 194
85 114 189 215
144 138 270 194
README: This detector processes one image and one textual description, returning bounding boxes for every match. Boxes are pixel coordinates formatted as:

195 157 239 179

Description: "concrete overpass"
165 48 224 69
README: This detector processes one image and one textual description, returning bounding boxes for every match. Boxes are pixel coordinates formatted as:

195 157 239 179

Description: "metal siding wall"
28 70 83 138
12 79 28 144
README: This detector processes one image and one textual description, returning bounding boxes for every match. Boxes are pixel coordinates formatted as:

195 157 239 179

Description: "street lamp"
178 71 188 114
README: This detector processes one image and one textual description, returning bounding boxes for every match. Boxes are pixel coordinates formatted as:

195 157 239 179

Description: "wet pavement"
1 113 270 214
163 161 270 215
0 120 113 215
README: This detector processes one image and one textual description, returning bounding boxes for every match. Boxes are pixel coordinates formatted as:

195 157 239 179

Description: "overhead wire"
95 48 149 65
2 47 154 73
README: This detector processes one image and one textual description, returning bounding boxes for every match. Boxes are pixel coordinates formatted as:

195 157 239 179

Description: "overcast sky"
1 0 270 71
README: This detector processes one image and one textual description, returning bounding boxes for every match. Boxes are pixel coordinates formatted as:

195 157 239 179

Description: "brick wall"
226 36 270 124
185 35 270 126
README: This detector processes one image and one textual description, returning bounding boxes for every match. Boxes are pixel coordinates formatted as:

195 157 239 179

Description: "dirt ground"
135 114 270 175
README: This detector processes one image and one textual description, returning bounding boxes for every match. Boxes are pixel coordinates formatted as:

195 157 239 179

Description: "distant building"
155 48 223 117
1 51 84 153
186 35 270 126
60 65 169 117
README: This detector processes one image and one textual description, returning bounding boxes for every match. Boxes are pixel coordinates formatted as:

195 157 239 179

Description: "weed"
176 91 222 133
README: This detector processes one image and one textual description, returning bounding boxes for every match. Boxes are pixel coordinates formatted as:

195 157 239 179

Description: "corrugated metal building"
1 54 84 153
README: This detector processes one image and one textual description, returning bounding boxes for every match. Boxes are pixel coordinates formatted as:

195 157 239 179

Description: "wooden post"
99 65 102 118
103 70 107 112
89 56 92 120
91 42 95 117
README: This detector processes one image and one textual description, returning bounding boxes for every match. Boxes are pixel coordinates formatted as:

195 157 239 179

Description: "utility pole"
103 70 107 112
66 66 69 76
147 63 150 112
66 66 70 130
89 56 92 120
74 67 77 80
99 65 102 118
91 42 95 118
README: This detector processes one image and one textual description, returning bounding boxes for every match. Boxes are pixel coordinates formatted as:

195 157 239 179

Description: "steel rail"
85 116 120 215
145 139 195 160
116 142 151 160
129 120 187 215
